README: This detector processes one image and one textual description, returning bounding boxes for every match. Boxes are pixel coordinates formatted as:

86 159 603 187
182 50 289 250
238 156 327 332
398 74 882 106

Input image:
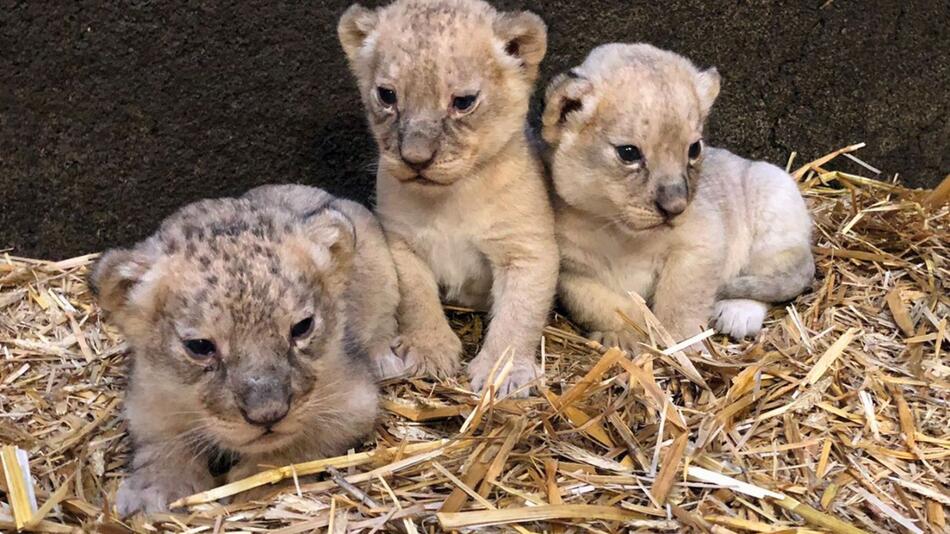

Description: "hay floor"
1 146 948 533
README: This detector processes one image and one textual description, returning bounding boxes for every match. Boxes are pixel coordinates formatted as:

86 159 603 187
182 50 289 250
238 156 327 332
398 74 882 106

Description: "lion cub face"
91 199 357 455
543 43 721 232
339 0 546 190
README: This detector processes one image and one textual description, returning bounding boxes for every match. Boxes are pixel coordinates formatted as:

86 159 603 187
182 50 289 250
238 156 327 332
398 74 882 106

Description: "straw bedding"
1 146 948 533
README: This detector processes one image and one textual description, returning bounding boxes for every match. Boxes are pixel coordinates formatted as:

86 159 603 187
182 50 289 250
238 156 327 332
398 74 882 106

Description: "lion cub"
543 44 813 347
90 185 395 515
338 0 559 396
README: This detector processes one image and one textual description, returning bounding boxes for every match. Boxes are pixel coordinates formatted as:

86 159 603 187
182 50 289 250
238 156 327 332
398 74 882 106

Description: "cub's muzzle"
655 180 688 218
235 374 291 428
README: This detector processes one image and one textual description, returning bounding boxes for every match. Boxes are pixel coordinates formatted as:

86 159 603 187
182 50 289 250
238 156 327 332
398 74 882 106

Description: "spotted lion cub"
90 185 395 515
338 0 559 396
543 44 813 347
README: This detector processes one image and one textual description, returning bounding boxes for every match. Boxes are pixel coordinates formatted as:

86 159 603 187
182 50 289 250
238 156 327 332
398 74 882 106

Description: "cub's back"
698 147 811 279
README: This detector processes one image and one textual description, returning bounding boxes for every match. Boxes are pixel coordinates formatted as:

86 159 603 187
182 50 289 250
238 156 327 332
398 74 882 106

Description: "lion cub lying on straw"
90 185 393 515
339 0 559 396
543 43 813 348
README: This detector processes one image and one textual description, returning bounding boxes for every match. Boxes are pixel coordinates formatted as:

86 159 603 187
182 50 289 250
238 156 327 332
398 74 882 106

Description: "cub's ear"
338 4 379 64
88 248 152 315
541 70 594 146
696 67 721 120
494 11 547 81
294 207 357 288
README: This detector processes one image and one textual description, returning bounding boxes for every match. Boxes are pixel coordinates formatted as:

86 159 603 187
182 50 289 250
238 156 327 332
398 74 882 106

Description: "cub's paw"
370 344 409 380
391 328 462 379
713 299 769 340
590 330 640 353
116 468 212 517
468 352 542 399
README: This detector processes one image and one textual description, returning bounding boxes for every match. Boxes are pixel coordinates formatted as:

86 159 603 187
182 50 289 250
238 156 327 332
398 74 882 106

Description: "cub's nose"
237 376 291 428
240 402 289 428
400 150 435 172
655 182 688 218
399 134 438 171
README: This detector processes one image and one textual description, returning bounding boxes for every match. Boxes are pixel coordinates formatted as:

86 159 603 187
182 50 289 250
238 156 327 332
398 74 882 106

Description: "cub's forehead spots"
171 246 310 334
385 0 493 34
154 199 316 331
373 0 498 82
596 69 701 145
377 34 493 71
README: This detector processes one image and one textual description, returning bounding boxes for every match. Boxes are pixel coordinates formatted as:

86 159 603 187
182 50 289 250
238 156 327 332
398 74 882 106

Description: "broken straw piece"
1 446 38 530
686 466 784 500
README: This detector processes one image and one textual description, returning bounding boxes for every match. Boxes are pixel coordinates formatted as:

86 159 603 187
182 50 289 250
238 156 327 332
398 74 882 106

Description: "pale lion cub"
91 185 394 515
543 44 813 347
338 0 559 395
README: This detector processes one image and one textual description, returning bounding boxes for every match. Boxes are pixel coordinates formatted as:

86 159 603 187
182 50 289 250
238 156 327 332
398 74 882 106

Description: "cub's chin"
207 419 301 455
401 174 458 188
232 430 298 455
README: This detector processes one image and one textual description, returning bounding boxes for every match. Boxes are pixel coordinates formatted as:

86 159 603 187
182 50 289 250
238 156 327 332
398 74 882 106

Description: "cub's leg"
559 271 646 352
116 442 214 516
719 162 814 305
713 298 769 339
718 244 814 304
652 248 722 342
468 239 559 398
713 242 810 339
332 199 403 379
713 238 811 340
388 238 462 378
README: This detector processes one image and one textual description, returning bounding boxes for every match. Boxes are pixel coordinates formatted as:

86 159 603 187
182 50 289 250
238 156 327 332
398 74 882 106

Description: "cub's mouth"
403 174 453 187
239 427 295 450
618 212 674 233
384 157 462 188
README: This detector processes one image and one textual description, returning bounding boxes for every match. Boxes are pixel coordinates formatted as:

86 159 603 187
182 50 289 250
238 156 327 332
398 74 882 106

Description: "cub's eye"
377 87 397 108
184 339 216 359
688 140 703 160
616 145 643 164
452 94 478 113
290 316 315 339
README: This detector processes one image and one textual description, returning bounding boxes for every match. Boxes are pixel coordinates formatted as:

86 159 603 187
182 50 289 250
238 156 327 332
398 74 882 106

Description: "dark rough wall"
1 1 947 259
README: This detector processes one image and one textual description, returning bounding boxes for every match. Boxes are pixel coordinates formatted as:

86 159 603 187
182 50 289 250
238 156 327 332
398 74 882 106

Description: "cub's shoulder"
701 146 799 194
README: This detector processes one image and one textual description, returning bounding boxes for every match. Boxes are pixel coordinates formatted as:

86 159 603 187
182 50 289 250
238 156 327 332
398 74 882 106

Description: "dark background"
2 1 947 259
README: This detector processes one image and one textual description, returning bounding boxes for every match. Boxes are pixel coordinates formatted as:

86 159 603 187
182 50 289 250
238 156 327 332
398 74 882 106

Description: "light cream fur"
543 43 813 347
339 0 559 396
90 185 394 515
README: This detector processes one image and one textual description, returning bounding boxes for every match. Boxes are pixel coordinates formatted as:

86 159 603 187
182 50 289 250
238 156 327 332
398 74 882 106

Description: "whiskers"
135 379 366 465
297 378 350 416
142 417 218 467
594 214 629 233
362 158 380 175
163 410 207 417
289 379 364 443
607 205 668 233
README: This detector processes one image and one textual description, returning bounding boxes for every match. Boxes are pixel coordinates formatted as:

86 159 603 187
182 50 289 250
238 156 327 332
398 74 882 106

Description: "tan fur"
242 186 404 377
339 0 559 396
544 44 813 347
90 185 393 515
